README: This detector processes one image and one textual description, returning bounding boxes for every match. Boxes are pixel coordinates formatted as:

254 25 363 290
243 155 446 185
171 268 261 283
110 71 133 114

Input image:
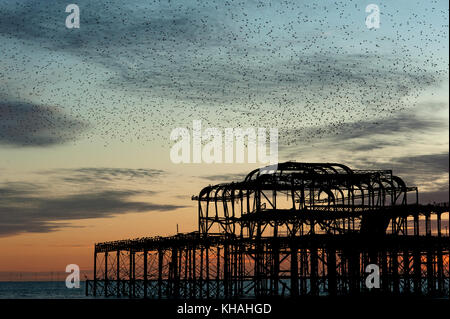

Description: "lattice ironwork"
86 162 449 298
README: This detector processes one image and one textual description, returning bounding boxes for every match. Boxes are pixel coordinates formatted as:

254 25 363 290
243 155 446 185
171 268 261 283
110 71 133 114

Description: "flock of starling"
0 0 447 147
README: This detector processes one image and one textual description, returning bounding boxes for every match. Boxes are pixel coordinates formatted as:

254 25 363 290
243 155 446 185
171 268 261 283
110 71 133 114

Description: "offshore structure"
86 162 449 298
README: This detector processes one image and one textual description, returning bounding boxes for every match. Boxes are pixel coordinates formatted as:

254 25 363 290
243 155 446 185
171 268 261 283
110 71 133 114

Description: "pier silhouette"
86 162 449 298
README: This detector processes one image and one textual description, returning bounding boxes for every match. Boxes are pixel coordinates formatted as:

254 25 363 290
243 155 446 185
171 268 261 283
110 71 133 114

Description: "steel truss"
86 162 449 298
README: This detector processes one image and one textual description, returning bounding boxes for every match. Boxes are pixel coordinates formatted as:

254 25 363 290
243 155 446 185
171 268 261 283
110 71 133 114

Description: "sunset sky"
0 0 448 280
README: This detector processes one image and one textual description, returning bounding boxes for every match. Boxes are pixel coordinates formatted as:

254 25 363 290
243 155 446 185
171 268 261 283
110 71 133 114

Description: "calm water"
0 281 96 299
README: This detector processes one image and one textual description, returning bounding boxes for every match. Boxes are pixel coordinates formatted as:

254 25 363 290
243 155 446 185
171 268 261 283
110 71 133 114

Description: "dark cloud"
350 153 449 203
0 101 88 147
391 153 449 175
337 113 446 140
0 0 222 49
0 184 185 237
285 111 446 142
418 190 450 204
0 167 183 236
388 153 449 195
353 153 449 181
0 182 39 197
280 108 448 154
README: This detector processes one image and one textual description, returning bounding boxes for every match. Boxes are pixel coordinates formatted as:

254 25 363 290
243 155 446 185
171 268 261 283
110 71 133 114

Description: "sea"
1 281 449 300
0 281 100 299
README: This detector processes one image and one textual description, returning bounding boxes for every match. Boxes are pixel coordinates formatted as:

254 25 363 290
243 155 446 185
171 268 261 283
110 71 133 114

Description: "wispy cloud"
0 184 184 237
198 172 247 183
43 167 165 184
0 167 183 236
281 107 448 152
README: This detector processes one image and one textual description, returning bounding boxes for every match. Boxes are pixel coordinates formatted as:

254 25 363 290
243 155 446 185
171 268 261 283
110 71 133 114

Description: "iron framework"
86 162 449 298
